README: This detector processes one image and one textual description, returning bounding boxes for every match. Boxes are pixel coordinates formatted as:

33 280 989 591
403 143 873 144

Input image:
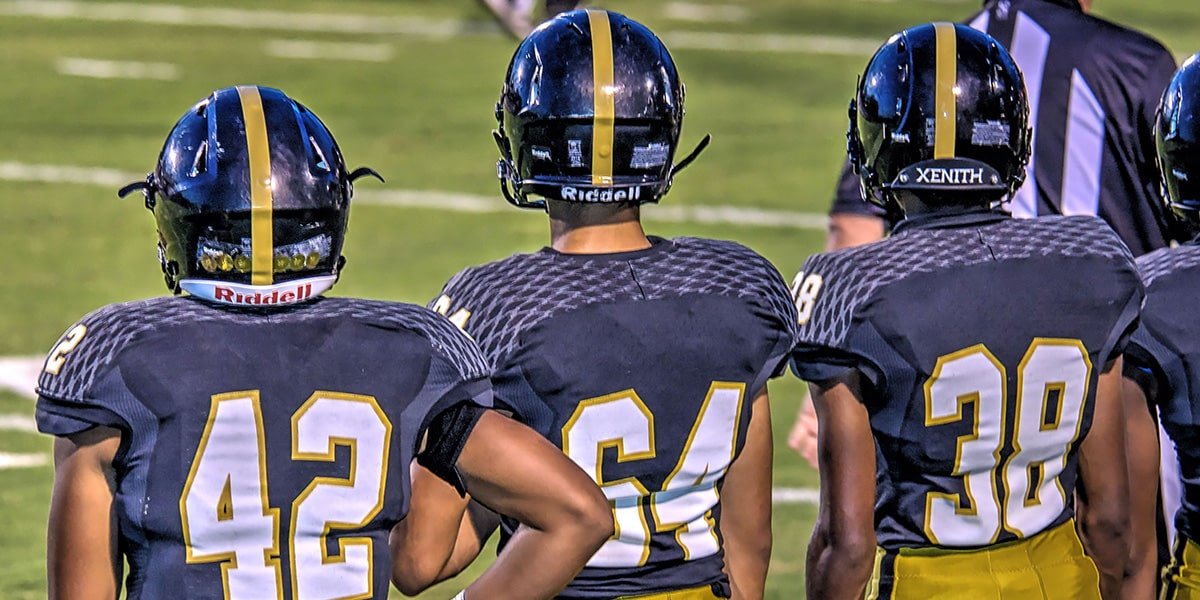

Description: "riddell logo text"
214 284 314 305
916 167 985 185
561 186 642 202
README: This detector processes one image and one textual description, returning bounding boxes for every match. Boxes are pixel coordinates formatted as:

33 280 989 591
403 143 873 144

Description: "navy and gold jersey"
432 236 798 599
791 211 1143 551
1124 243 1200 543
36 296 491 600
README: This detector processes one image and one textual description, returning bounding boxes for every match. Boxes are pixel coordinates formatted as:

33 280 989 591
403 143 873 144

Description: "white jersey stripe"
1060 70 1106 216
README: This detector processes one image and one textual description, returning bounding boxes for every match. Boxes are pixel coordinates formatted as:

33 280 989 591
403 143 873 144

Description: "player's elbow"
816 521 877 579
1082 510 1131 575
390 552 445 596
566 484 615 553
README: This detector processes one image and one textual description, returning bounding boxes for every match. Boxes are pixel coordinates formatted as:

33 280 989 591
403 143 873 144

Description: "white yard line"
663 2 749 23
0 0 878 56
0 0 485 38
0 414 37 433
0 452 48 469
0 161 828 230
772 487 820 504
0 356 40 400
264 40 394 63
55 57 179 81
663 31 879 56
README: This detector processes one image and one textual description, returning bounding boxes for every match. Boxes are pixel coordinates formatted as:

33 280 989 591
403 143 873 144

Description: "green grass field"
1 0 1197 597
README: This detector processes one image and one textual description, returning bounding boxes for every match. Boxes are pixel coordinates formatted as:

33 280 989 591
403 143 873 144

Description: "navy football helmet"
119 86 381 304
849 23 1031 213
1156 53 1200 240
494 9 709 210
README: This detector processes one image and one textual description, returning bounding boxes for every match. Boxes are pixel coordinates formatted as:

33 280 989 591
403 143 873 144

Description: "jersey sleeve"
35 305 137 437
1123 324 1173 404
789 251 885 387
748 258 802 397
405 312 495 490
1098 257 1147 372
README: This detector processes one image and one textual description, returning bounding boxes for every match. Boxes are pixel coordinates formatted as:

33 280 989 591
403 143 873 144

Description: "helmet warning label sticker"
631 143 670 169
971 120 1012 147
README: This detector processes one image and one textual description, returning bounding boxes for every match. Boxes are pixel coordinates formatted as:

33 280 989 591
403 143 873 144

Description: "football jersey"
1124 243 1200 543
791 211 1143 551
432 236 798 599
35 296 491 600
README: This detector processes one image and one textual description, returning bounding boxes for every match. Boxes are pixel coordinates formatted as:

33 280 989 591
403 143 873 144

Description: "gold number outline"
650 382 746 560
1003 338 1091 535
179 391 285 600
289 391 393 600
44 324 87 375
922 344 1007 546
561 389 656 567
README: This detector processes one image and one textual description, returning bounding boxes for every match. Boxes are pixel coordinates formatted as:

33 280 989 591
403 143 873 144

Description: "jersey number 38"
924 338 1092 546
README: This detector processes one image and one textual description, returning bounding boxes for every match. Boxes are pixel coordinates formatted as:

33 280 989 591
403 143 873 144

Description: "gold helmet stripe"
235 85 275 285
933 22 958 160
587 9 616 186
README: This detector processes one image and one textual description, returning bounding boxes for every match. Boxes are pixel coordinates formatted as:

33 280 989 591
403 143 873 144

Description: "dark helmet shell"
123 86 377 293
495 9 697 210
849 23 1031 213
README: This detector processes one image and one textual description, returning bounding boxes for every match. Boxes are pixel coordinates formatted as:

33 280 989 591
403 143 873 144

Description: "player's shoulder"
37 296 225 402
669 236 796 312
440 251 554 299
671 236 788 281
987 215 1136 265
310 297 489 380
1136 243 1200 289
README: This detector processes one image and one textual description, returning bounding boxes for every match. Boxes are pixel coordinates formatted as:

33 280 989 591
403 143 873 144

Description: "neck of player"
547 200 652 254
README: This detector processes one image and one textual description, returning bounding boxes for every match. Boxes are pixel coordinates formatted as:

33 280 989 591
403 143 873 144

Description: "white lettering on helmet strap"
914 167 986 185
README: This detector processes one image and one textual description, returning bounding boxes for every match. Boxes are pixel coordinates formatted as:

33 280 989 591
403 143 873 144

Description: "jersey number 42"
180 390 391 600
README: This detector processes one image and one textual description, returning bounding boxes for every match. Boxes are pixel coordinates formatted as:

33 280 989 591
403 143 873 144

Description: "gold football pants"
617 584 725 599
868 520 1101 599
1161 536 1200 599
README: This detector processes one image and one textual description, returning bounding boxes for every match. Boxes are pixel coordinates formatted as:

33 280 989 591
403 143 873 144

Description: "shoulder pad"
316 299 490 382
37 298 182 402
1137 244 1200 288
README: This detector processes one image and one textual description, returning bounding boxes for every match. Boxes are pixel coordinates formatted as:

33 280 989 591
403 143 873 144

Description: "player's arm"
719 386 773 599
806 371 877 600
1118 374 1159 600
454 410 611 599
1076 358 1132 600
389 462 474 594
47 425 121 600
390 468 502 593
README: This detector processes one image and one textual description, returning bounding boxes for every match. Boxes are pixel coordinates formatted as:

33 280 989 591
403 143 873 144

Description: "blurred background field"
0 0 1197 597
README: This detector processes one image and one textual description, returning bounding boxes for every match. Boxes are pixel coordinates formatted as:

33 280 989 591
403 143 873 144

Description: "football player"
1124 54 1200 599
792 24 1142 599
38 86 611 600
427 10 798 599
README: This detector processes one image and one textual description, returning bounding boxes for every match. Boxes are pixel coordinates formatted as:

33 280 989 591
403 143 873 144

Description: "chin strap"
117 173 157 210
670 134 712 177
348 167 385 184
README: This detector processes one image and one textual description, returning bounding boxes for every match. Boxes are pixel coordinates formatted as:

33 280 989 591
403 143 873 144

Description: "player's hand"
788 392 820 470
